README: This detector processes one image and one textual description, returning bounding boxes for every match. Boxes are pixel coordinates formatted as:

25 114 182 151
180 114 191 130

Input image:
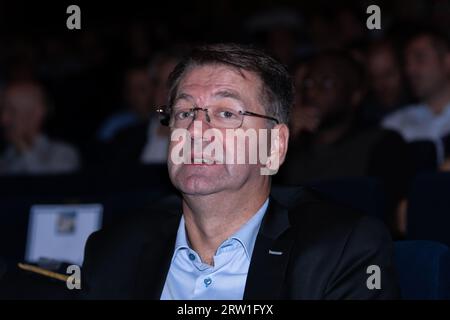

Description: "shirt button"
188 253 196 261
204 277 212 287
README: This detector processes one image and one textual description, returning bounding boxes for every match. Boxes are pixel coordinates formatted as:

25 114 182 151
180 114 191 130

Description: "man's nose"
196 109 210 122
187 110 211 133
187 114 216 153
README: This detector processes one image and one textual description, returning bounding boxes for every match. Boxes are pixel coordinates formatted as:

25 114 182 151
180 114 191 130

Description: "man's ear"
262 123 289 176
275 123 289 166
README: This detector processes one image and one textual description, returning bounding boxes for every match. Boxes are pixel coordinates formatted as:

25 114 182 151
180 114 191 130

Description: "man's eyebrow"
213 89 244 102
174 90 245 104
173 93 194 104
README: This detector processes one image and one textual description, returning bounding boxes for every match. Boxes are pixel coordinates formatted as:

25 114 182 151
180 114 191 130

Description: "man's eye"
175 111 193 120
218 110 238 119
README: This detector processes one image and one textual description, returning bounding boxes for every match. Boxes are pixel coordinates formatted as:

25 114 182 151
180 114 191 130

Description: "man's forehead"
177 65 260 96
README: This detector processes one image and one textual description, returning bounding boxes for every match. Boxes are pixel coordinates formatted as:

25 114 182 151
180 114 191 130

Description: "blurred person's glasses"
302 77 336 91
156 105 279 129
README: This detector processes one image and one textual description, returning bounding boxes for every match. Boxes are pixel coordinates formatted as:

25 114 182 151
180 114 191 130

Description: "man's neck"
426 82 450 115
181 183 270 265
13 134 41 154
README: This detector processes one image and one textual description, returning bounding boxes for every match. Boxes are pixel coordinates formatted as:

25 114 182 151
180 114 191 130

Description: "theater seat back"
395 241 450 299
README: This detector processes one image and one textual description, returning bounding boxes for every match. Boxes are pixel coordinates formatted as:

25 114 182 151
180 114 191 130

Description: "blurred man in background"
0 81 80 175
97 63 154 142
382 28 450 164
139 53 177 164
102 52 177 169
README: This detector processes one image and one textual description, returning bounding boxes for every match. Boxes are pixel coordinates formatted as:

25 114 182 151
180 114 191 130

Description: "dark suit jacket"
82 188 400 299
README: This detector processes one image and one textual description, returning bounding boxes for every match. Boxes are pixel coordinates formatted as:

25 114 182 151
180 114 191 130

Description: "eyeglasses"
156 105 279 129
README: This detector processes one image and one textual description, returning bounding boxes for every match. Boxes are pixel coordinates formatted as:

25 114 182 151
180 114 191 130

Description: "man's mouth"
187 154 220 165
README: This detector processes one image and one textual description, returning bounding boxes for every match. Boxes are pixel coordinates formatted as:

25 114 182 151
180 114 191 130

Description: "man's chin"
173 173 224 196
178 183 221 196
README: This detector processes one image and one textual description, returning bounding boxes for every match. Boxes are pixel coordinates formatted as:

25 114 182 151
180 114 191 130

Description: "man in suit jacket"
82 43 399 299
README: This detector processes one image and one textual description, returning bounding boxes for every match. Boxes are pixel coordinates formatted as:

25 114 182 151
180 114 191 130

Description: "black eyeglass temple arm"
241 111 280 124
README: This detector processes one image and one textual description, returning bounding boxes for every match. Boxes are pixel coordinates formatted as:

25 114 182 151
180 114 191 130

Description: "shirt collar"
5 134 49 157
172 198 269 261
229 198 269 259
173 215 190 253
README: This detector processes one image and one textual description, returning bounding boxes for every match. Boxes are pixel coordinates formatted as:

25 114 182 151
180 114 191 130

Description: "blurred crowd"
0 0 449 238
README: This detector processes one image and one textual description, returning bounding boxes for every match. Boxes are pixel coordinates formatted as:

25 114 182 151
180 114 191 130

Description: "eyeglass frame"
156 105 280 129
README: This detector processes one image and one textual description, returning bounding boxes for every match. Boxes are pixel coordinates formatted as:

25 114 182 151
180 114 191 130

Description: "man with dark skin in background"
279 52 410 237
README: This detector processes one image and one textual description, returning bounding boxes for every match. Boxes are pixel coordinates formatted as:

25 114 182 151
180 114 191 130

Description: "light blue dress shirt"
382 102 450 164
160 198 269 300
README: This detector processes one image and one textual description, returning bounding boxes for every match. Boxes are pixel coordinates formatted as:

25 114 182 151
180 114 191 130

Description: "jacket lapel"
132 198 182 299
243 197 295 300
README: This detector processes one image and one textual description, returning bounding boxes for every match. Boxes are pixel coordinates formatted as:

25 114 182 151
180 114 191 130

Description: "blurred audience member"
279 52 411 226
104 52 177 168
139 53 175 164
97 62 154 142
382 28 450 163
0 81 80 175
361 39 411 126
